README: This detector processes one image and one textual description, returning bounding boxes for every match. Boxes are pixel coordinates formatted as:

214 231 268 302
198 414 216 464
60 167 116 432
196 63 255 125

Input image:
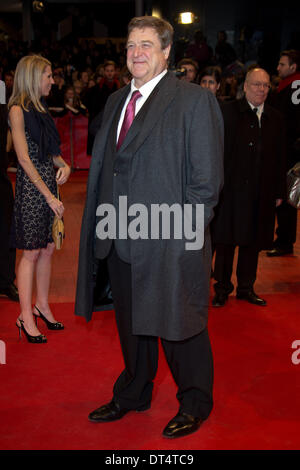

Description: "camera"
169 68 187 78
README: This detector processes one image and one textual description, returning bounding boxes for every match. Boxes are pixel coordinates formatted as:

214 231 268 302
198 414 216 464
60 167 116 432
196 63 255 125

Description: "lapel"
118 72 178 155
237 96 252 115
93 85 130 159
260 102 270 126
87 85 130 198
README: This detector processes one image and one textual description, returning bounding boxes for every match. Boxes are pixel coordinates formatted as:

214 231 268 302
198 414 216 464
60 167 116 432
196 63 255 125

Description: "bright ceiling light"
179 12 194 24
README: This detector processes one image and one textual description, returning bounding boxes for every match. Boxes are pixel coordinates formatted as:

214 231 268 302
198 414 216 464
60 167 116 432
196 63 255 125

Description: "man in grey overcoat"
75 16 224 439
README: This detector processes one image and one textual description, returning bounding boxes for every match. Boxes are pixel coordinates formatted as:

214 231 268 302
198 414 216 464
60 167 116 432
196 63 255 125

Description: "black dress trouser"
214 243 259 295
274 201 297 250
106 246 214 420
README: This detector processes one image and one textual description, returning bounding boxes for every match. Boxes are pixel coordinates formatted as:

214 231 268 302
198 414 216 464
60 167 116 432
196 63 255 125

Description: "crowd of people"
1 28 295 164
0 29 263 110
0 15 299 440
0 24 299 307
1 24 299 307
176 47 300 306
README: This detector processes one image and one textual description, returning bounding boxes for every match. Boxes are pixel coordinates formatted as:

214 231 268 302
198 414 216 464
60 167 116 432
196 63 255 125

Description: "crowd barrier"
53 112 91 169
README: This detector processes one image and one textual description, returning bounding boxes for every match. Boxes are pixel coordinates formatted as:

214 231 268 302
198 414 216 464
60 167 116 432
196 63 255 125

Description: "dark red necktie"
117 90 142 150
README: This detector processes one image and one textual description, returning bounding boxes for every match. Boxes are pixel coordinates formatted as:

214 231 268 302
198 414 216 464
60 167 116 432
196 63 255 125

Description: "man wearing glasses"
211 68 286 307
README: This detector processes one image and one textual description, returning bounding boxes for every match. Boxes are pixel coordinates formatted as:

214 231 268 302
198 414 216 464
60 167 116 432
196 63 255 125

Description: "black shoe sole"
162 424 201 439
88 403 151 422
236 296 267 306
266 250 293 257
88 415 126 423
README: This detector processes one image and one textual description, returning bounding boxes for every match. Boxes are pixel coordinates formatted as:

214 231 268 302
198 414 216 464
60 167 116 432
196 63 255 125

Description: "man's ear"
163 45 171 60
290 62 297 74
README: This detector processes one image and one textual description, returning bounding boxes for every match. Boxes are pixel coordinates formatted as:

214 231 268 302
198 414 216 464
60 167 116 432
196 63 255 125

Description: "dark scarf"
277 72 300 93
23 98 61 162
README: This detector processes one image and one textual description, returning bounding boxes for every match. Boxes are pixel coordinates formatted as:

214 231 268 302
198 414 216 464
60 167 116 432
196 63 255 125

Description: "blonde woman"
8 55 71 343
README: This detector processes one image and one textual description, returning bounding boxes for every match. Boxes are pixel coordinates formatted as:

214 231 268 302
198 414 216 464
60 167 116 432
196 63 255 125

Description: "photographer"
177 58 199 83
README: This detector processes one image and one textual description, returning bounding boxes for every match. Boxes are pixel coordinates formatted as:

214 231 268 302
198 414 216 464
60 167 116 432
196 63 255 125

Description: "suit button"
114 172 117 176
250 124 254 128
249 142 254 146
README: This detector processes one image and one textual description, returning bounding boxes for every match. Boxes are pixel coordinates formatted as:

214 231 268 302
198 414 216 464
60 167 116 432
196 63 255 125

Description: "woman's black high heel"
16 319 47 343
33 305 64 330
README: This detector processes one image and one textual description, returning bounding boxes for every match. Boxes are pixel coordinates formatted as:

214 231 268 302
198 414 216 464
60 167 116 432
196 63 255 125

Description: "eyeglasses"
248 82 270 89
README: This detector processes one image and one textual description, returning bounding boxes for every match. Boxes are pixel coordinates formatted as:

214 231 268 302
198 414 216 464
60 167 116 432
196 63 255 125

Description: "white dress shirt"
116 69 168 142
247 101 264 127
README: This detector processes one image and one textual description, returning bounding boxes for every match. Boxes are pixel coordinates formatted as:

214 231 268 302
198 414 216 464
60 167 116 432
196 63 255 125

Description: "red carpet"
0 292 299 450
1 171 299 450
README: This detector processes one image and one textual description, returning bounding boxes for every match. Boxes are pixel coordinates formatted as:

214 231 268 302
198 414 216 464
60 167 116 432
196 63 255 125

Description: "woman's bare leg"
34 242 58 322
17 249 43 336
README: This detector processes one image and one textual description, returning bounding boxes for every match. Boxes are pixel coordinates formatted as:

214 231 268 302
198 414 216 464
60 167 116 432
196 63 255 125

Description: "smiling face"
126 27 170 88
40 65 54 97
244 69 270 107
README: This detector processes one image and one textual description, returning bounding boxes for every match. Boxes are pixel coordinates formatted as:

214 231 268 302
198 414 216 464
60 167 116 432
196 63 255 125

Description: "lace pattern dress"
11 130 57 250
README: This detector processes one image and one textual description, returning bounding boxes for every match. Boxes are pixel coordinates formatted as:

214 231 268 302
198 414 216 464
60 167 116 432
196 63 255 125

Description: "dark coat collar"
237 96 270 119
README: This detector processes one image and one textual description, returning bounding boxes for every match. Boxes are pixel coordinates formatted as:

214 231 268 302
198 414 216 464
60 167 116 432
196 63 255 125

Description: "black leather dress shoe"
162 412 203 439
88 400 150 423
236 291 267 306
266 247 293 257
0 283 19 302
212 293 228 307
88 401 130 422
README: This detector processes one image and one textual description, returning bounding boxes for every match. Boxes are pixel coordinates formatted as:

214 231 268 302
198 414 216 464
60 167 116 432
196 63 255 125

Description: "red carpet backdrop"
0 172 299 450
54 114 91 170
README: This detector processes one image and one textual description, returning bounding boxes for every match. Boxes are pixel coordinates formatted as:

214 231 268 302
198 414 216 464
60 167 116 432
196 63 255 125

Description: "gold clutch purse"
52 186 65 250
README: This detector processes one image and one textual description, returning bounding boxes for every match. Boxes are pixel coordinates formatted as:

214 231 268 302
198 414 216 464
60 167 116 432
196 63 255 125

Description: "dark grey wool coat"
75 72 224 341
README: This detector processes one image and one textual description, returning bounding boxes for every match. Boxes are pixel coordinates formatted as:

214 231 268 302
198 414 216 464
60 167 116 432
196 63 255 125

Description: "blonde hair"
8 55 52 113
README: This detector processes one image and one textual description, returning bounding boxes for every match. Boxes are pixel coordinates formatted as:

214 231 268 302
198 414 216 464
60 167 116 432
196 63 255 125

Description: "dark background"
0 0 299 74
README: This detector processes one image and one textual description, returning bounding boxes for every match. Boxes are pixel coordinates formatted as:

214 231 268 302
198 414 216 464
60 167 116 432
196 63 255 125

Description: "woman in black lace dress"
8 55 71 343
